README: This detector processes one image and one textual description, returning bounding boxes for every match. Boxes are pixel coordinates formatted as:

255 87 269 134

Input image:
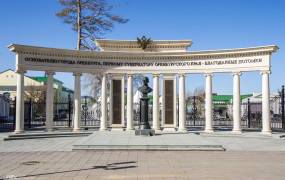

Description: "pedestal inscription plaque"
112 80 121 124
165 80 174 124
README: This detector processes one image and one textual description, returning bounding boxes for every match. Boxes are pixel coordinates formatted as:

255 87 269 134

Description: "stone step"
198 132 273 139
4 132 92 141
72 145 226 151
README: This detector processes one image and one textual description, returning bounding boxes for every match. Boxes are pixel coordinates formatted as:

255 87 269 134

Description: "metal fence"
0 95 101 131
0 95 15 132
1 87 285 132
186 94 285 130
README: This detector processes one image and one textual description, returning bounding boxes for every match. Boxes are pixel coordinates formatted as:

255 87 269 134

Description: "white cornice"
190 45 279 55
8 44 279 60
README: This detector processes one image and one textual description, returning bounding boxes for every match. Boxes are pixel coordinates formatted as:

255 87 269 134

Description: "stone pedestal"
135 77 155 136
135 129 155 136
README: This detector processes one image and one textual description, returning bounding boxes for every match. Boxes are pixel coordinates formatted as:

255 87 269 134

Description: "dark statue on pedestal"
135 77 155 136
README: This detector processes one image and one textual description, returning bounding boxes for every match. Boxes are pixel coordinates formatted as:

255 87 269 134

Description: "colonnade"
13 70 272 135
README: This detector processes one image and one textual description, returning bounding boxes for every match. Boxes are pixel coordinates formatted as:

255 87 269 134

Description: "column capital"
16 69 26 74
232 71 242 76
178 73 185 77
153 73 160 77
107 73 113 79
46 71 55 76
100 72 107 77
260 70 271 75
127 73 133 77
73 72 82 76
204 73 213 77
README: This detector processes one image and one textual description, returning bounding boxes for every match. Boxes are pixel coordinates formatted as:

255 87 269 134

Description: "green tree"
56 0 128 50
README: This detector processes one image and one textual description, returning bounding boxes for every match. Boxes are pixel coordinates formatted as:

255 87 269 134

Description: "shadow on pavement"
13 161 137 179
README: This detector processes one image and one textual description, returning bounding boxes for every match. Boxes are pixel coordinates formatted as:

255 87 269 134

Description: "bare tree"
56 0 128 50
83 73 102 100
56 0 129 99
25 82 46 103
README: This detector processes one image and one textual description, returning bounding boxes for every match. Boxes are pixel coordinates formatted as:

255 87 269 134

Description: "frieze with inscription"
24 57 263 67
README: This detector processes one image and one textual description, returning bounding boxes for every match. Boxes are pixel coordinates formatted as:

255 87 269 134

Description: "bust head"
143 77 149 85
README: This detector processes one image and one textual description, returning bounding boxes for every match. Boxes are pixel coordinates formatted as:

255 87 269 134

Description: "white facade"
8 39 279 134
0 69 43 98
241 92 281 115
0 69 73 101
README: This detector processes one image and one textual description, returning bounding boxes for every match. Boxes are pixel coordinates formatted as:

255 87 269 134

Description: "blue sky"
0 0 284 95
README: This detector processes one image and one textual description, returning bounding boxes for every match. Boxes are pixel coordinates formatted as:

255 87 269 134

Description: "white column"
205 73 213 133
109 76 113 125
46 71 55 131
14 70 25 134
152 74 160 131
232 72 242 133
100 73 107 130
178 74 187 132
73 72 81 132
121 75 125 127
161 77 165 127
261 71 271 135
126 74 134 130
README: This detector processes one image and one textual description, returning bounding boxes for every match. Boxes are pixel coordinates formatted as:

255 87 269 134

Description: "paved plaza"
0 151 285 180
1 131 285 152
0 131 285 179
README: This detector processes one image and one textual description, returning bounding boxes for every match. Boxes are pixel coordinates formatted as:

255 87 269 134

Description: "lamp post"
82 96 88 126
281 85 285 129
247 98 251 128
68 93 71 127
192 96 197 126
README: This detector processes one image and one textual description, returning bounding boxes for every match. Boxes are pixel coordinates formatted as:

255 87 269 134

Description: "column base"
45 128 54 132
73 128 81 132
14 130 24 134
204 129 214 133
126 128 135 131
178 128 188 133
232 129 242 134
154 129 162 134
261 130 272 136
126 125 135 131
153 127 161 131
99 127 108 131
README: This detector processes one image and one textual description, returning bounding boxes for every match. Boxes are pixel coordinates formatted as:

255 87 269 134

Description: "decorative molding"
73 72 82 76
232 72 242 76
46 71 55 76
260 70 271 75
16 69 26 74
95 39 192 50
204 73 213 77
